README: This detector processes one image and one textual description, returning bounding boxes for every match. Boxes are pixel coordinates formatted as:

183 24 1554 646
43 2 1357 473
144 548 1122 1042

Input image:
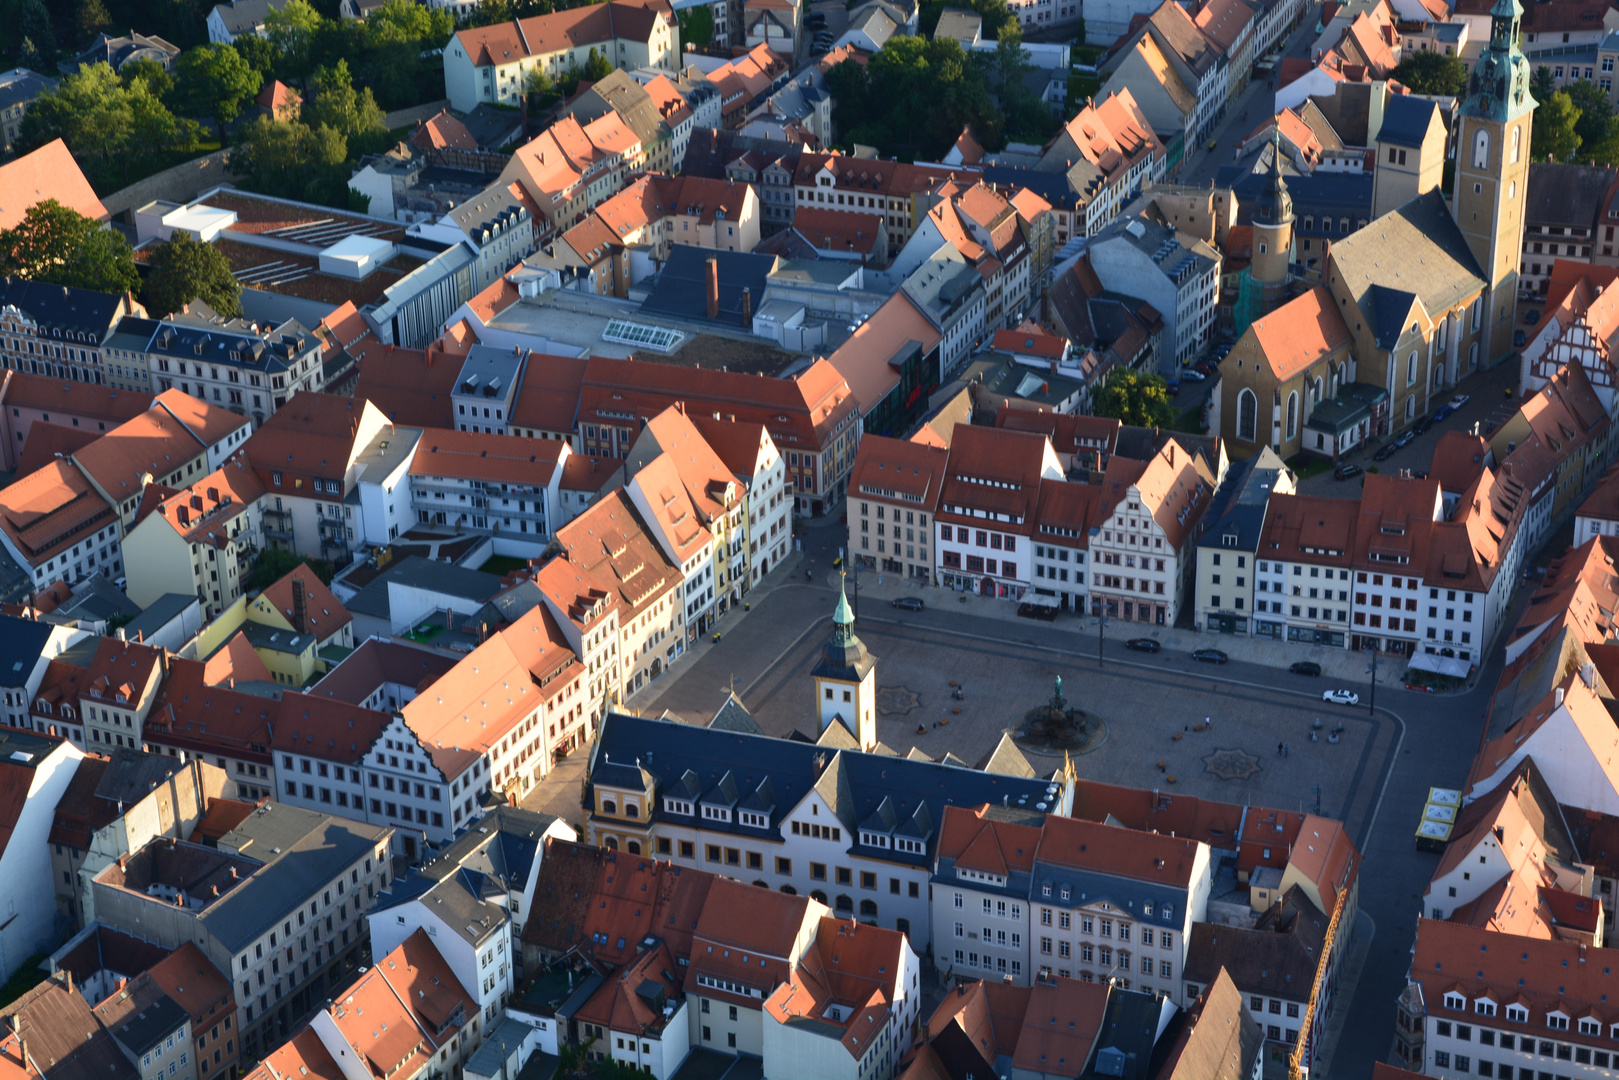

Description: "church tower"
810 576 877 751
1452 0 1535 364
1251 134 1295 311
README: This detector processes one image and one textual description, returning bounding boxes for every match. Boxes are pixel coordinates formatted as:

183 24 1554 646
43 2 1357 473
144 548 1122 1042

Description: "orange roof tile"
0 139 107 230
1248 285 1352 381
0 459 116 567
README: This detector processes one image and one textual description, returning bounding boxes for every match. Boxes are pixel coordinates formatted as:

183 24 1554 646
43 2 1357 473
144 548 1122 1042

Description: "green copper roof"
1460 0 1535 123
833 574 854 627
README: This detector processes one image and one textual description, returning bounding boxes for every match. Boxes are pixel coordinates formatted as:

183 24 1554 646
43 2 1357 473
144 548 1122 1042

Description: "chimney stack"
741 286 752 323
706 257 719 319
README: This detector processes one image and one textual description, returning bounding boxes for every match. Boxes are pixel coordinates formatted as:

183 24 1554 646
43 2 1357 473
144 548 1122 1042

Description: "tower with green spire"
1452 0 1536 365
811 573 878 750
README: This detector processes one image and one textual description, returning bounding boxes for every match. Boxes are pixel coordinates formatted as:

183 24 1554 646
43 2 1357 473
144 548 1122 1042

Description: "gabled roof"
1328 190 1485 330
0 140 107 230
1247 285 1352 381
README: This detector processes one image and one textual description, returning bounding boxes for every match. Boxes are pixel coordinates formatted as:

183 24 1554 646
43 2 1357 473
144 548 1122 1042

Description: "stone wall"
101 147 243 218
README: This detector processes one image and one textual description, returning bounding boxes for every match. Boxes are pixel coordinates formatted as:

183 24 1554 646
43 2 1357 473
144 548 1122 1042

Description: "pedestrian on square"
1278 742 1284 756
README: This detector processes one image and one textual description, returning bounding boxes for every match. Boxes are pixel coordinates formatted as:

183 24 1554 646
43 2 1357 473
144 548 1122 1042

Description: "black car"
1290 661 1322 676
891 597 925 611
1191 648 1229 664
1125 638 1161 653
1373 443 1397 462
1514 329 1527 348
1333 463 1363 481
1413 416 1434 435
1525 309 1541 326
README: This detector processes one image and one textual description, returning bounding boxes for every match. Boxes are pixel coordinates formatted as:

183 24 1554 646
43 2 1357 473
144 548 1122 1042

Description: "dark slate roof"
1081 988 1164 1080
105 992 187 1056
1525 162 1615 231
708 692 762 734
1025 858 1190 924
0 278 126 341
122 594 199 641
56 576 141 623
1368 285 1419 351
0 68 56 112
1226 169 1373 230
1181 885 1327 998
980 165 1077 208
1329 189 1485 322
1376 95 1441 149
0 613 55 689
640 246 778 328
421 804 554 894
1196 447 1287 554
209 0 286 35
96 748 185 806
207 803 390 952
588 712 1059 867
345 556 504 618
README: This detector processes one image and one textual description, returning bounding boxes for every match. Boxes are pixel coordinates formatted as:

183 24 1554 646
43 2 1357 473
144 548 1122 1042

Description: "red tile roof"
0 460 116 568
258 564 350 641
408 427 567 486
1248 285 1352 381
0 139 107 230
412 110 478 153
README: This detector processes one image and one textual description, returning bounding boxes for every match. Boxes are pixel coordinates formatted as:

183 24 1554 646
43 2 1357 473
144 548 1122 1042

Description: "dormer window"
1042 884 1052 898
1144 900 1154 917
1445 993 1465 1010
860 831 890 848
1161 903 1173 921
1579 1018 1600 1035
664 797 694 816
740 811 769 828
35 700 50 714
701 804 731 823
1060 886 1071 902
1475 999 1496 1017
1547 1011 1570 1031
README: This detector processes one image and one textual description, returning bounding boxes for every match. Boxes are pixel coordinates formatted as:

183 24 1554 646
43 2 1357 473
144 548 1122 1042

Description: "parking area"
655 617 1398 842
1295 358 1521 497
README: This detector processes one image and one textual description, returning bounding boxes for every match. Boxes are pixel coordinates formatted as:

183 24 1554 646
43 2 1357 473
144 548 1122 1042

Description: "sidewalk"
846 568 1401 687
1294 910 1377 1080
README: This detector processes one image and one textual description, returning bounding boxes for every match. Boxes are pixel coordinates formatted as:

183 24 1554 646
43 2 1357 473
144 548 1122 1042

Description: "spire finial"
833 571 854 627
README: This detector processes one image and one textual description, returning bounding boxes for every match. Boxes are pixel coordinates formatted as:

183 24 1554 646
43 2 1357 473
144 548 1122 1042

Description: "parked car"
1323 689 1360 705
1125 638 1162 653
891 597 925 611
1525 309 1541 326
1372 443 1397 462
1448 394 1470 409
1191 648 1229 664
1412 416 1434 435
1431 405 1454 422
1393 431 1416 449
1514 329 1527 348
1333 463 1363 481
1182 369 1206 382
1290 661 1322 676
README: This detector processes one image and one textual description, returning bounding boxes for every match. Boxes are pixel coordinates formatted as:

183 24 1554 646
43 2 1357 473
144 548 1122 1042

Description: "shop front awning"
1407 652 1471 679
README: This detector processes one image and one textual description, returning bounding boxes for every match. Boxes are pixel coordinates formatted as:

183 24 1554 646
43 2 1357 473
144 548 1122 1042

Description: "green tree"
525 65 555 102
232 32 279 75
307 59 387 153
677 4 713 48
1567 78 1614 151
143 231 242 318
1532 89 1582 161
15 0 53 65
118 56 175 100
175 43 262 135
365 0 454 43
75 0 111 40
0 199 139 294
236 114 350 206
265 0 324 84
247 549 333 590
583 45 612 81
17 62 200 191
1092 368 1174 428
1585 114 1619 166
1390 49 1467 96
829 36 1001 158
1532 63 1556 101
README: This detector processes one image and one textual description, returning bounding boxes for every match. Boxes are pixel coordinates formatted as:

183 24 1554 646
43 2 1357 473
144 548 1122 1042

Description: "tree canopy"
0 200 140 295
826 36 1003 159
1532 88 1583 162
143 231 242 319
1390 50 1467 96
1092 368 1175 429
174 43 263 135
236 114 351 206
16 62 202 193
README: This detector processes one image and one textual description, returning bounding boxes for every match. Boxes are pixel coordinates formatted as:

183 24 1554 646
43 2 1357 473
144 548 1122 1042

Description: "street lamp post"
1097 613 1110 668
1366 649 1379 716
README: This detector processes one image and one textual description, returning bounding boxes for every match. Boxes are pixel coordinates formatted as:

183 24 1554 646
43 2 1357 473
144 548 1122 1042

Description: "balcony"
262 509 293 541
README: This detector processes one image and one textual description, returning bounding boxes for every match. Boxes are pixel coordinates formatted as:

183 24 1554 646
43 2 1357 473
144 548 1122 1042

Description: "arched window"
859 899 878 917
1469 341 1479 369
1237 388 1258 441
627 840 641 854
1473 129 1490 168
604 836 619 850
1285 391 1298 440
811 890 828 904
780 885 799 895
1313 376 1324 402
835 894 854 912
1258 242 1268 254
753 880 769 888
1407 352 1417 385
1511 125 1522 163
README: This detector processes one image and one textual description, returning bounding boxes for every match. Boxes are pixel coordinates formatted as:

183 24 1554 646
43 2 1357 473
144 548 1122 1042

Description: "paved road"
650 513 1498 1076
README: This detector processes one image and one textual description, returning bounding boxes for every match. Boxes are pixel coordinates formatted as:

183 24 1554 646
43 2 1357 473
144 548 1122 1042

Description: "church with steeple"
1214 0 1535 460
811 576 878 752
